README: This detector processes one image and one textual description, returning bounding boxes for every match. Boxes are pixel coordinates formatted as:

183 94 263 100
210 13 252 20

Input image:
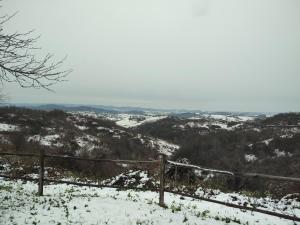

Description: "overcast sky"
3 0 300 112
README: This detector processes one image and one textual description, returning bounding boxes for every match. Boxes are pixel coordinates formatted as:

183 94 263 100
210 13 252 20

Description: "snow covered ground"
0 179 298 225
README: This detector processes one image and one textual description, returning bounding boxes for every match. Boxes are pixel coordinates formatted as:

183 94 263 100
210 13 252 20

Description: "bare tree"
0 6 70 91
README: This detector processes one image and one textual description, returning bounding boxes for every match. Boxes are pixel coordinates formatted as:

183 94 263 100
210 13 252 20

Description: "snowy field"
0 179 299 225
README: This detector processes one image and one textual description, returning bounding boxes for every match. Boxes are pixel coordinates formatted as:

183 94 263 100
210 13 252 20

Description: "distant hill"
8 103 269 118
9 103 166 115
28 104 119 114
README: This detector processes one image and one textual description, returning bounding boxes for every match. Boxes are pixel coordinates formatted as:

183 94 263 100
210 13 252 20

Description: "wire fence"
0 151 299 222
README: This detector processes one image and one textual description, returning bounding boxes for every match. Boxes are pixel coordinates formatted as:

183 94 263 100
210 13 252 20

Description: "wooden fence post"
159 154 166 207
38 149 45 196
174 165 177 189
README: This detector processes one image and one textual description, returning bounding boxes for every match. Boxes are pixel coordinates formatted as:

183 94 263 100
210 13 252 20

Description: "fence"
0 150 163 200
0 151 299 222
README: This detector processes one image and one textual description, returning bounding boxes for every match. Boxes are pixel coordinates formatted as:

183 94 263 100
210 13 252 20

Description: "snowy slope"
148 138 180 156
115 114 167 128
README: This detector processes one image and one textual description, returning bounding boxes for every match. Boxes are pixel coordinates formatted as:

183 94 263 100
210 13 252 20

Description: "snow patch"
273 149 293 158
280 134 294 139
148 138 180 156
185 122 209 129
101 170 156 189
75 135 99 151
245 154 257 162
0 123 20 132
27 134 63 147
75 125 89 130
97 126 114 133
116 114 167 128
260 138 273 146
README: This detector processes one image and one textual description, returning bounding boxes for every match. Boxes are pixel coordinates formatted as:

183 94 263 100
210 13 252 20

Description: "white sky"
3 0 300 112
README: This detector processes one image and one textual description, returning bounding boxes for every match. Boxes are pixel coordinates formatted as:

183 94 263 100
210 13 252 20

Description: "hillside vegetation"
0 107 299 197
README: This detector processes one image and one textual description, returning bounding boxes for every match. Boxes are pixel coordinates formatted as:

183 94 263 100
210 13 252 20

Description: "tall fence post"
174 165 177 189
159 154 166 207
38 149 45 196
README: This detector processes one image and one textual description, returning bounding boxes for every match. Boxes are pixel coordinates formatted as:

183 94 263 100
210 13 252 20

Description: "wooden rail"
0 152 40 157
44 154 159 164
167 160 300 183
167 160 234 176
0 174 158 192
0 152 159 164
43 178 158 192
265 125 300 128
0 174 39 182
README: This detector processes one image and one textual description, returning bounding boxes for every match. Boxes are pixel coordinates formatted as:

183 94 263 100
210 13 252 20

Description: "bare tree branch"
0 5 71 91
